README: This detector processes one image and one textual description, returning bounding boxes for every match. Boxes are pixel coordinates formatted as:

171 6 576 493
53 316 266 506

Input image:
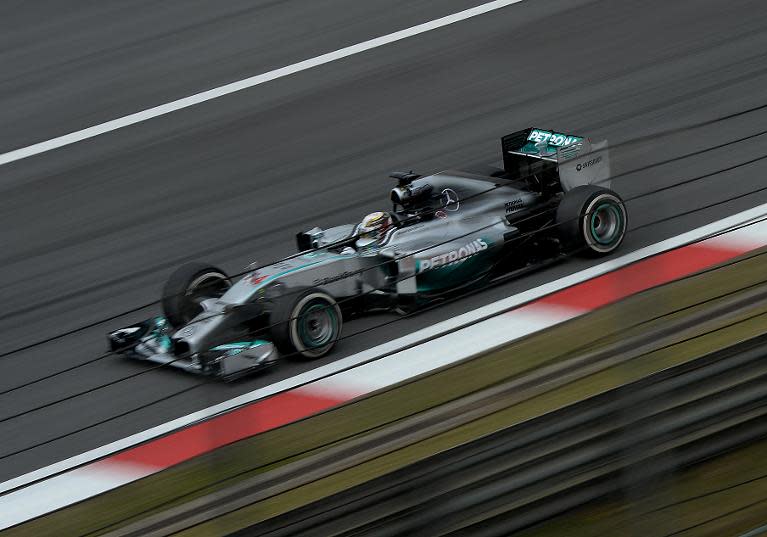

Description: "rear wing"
501 127 611 191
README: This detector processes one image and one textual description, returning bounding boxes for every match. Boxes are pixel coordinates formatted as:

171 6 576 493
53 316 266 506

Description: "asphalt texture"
1 0 767 482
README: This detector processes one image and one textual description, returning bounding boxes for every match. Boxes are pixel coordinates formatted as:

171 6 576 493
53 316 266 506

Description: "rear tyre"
556 185 627 256
162 262 231 328
270 288 343 359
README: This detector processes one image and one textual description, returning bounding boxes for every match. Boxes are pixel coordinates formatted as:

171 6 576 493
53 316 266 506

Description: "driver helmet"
356 211 393 251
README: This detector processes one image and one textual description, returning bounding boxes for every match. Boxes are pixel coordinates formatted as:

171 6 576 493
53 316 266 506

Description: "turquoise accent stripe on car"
254 252 352 288
211 340 270 351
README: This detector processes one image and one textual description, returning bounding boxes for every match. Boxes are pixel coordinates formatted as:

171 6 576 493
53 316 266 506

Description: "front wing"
108 317 277 381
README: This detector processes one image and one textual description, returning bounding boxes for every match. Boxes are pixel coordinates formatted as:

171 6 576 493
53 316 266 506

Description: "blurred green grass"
9 249 767 537
516 438 767 537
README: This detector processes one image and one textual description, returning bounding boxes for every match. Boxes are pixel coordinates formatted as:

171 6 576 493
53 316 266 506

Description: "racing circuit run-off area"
2 1 767 536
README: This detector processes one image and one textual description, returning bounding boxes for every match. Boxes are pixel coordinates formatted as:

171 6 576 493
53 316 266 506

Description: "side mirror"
296 227 325 251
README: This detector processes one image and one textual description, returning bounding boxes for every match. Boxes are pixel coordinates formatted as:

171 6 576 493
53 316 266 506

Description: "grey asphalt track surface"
1 0 767 483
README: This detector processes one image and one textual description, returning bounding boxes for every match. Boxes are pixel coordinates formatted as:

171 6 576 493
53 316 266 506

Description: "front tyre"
556 185 627 256
162 262 231 328
270 288 343 359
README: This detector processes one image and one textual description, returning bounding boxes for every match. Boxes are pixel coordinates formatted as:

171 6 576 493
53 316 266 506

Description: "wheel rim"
296 299 338 349
590 202 623 246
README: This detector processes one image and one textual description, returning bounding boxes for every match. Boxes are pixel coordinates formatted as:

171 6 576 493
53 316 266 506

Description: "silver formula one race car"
109 127 627 380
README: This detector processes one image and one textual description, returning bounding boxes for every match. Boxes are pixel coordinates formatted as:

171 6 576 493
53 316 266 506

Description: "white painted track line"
0 0 526 167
